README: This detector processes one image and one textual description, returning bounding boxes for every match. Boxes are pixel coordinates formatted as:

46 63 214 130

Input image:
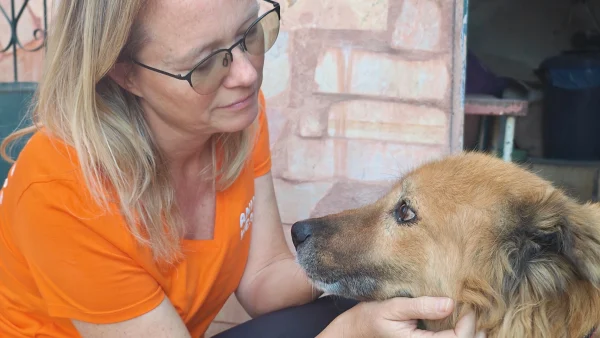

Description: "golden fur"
291 152 600 337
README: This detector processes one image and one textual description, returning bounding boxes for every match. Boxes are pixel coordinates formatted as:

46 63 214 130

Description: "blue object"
538 51 600 160
541 52 600 90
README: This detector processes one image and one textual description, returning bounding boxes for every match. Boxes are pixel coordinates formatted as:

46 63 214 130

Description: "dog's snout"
291 220 313 249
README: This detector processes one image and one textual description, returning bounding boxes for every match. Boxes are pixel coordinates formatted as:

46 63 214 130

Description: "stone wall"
210 0 463 335
0 0 465 336
260 0 457 219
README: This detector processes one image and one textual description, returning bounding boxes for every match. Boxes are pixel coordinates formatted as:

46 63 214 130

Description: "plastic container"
537 51 600 161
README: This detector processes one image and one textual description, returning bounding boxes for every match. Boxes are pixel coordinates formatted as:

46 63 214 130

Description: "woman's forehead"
140 0 259 64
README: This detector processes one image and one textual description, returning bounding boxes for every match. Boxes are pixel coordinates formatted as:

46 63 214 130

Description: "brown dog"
291 152 600 338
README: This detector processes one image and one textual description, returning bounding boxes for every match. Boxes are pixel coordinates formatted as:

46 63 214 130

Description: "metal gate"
0 0 47 180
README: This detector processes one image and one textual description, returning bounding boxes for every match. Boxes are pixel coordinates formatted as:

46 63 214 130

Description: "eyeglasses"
131 0 281 95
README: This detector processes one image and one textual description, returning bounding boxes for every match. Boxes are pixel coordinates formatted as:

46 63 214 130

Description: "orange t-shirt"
0 92 271 337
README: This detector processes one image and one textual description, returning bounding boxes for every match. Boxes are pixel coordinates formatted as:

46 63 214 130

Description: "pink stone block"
0 48 45 82
313 48 346 94
310 180 392 218
269 140 289 179
282 136 337 181
0 6 10 47
327 100 448 145
298 108 327 137
349 50 449 101
295 98 331 138
281 0 389 31
344 140 446 181
273 178 334 224
314 48 450 102
265 106 288 147
391 0 443 52
262 31 291 105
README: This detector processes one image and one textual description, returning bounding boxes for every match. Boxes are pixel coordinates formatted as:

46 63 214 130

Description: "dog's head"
292 152 600 336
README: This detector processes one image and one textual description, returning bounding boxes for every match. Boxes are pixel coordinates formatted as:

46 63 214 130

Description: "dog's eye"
395 201 416 224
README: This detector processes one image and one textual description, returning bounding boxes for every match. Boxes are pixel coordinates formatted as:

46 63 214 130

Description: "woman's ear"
108 62 144 97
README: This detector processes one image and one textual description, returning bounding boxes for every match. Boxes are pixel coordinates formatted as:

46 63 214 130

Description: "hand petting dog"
318 296 484 337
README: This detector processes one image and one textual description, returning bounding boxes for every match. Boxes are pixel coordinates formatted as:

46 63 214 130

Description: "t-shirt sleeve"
11 179 165 324
252 90 272 178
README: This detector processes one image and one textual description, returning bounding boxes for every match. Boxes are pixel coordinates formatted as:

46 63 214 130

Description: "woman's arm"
72 297 192 338
235 172 322 317
12 180 191 337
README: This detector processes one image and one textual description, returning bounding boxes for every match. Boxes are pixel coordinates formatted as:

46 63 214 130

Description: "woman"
0 0 482 337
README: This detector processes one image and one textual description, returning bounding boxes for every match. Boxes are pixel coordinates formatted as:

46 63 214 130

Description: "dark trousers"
212 296 358 338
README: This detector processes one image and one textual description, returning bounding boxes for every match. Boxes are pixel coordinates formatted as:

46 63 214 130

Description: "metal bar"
592 169 599 202
0 6 13 54
43 0 47 52
476 116 490 152
503 116 516 162
11 0 17 82
0 0 48 83
449 0 469 153
14 0 30 24
0 5 10 34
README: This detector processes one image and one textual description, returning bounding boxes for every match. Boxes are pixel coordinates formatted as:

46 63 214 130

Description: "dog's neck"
424 305 598 338
421 279 600 337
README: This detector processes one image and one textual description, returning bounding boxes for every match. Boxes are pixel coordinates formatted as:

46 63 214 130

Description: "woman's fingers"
452 310 479 338
394 300 485 338
382 296 455 322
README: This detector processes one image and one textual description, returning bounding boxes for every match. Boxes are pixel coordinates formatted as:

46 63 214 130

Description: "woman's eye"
395 201 416 224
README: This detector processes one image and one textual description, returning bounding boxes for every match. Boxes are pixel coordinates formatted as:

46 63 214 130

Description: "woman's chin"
214 106 260 133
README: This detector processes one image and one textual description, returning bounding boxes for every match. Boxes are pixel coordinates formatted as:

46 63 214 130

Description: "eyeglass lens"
190 10 280 94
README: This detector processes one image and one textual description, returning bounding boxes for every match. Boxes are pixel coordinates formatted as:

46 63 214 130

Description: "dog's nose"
291 220 312 249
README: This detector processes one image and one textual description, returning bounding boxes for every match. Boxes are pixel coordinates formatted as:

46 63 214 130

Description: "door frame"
450 0 469 153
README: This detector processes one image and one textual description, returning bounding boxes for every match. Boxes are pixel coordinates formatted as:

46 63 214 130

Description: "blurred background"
2 0 600 335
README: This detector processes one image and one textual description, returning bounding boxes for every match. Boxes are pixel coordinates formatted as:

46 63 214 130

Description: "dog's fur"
291 152 600 337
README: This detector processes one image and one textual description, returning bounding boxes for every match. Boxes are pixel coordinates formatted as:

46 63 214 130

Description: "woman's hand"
318 296 485 338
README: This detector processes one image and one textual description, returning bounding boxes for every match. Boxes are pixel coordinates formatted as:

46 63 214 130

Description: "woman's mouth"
219 92 255 110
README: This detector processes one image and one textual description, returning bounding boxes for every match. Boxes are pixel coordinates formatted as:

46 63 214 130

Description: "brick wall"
209 0 464 335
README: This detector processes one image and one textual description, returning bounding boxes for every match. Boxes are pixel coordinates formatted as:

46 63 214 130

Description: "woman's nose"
222 47 259 88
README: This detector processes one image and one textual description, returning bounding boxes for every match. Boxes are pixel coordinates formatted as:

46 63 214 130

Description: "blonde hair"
0 0 257 264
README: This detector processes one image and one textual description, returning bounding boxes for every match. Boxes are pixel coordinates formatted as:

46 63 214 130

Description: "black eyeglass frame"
130 0 281 91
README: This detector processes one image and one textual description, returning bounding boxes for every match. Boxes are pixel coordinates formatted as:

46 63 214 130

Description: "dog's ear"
502 190 600 298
